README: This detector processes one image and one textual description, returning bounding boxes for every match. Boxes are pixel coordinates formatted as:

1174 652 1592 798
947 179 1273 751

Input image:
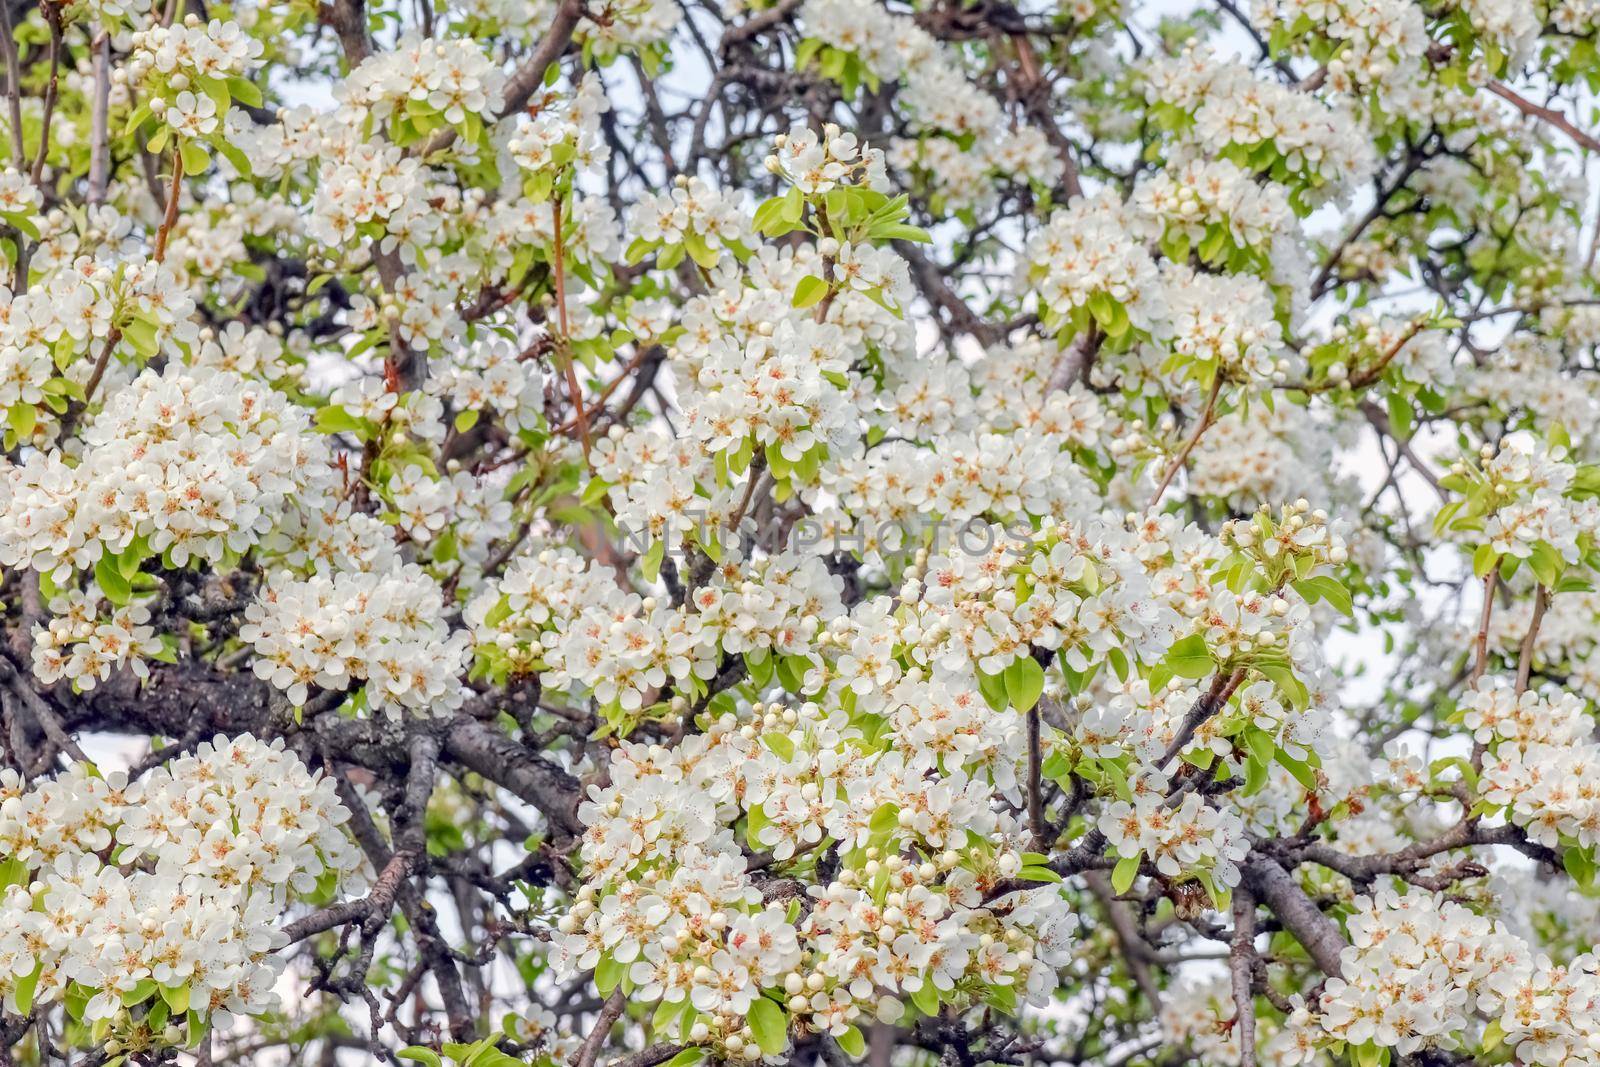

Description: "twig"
1230 888 1258 1067
0 2 22 164
87 33 111 205
0 654 89 766
1083 869 1163 1009
719 0 801 50
420 0 585 156
1513 583 1548 694
76 328 123 412
571 990 626 1067
1026 700 1045 849
1488 81 1600 154
152 151 185 263
1008 34 1083 199
1157 667 1248 770
30 4 63 186
1150 374 1223 508
551 195 590 458
1469 571 1497 686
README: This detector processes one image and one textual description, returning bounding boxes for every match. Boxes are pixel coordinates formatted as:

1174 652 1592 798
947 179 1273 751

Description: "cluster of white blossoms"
799 0 1058 201
678 310 858 465
0 166 41 229
3 0 1599 1059
563 0 681 59
1303 313 1455 391
505 74 610 179
0 736 362 1041
898 519 1168 681
1163 265 1291 383
1161 976 1246 1065
1144 48 1375 200
1467 679 1600 851
432 335 546 436
1187 406 1343 509
125 17 263 87
1486 588 1600 698
1470 333 1600 440
1306 887 1600 1065
628 175 752 259
1098 782 1251 890
553 706 1076 1060
814 430 1099 542
308 141 445 262
338 33 506 129
1131 157 1302 282
1023 192 1168 341
1461 0 1541 62
771 126 889 197
240 562 470 714
469 545 843 718
0 363 327 579
386 464 514 558
1250 0 1428 94
1466 437 1600 566
0 251 199 428
30 591 163 689
887 131 1055 214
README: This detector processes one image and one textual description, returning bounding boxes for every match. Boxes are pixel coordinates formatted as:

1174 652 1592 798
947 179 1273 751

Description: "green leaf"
1276 747 1319 792
1481 1018 1505 1054
1472 543 1499 579
662 1049 707 1067
640 539 665 583
761 732 795 761
752 196 788 235
976 668 1008 712
1527 542 1562 588
909 979 939 1017
14 963 40 1016
1162 633 1213 678
1111 853 1140 895
1237 726 1268 764
6 402 35 443
780 186 804 224
313 404 364 435
228 76 264 108
1385 392 1413 438
0 857 27 890
747 996 788 1056
122 978 158 1005
1020 864 1062 883
683 232 720 270
160 983 190 1014
1243 751 1269 796
792 275 829 310
122 316 159 356
1293 575 1353 616
217 138 253 177
95 553 132 605
1564 845 1597 889
593 954 626 996
1257 661 1309 709
872 222 931 244
179 138 211 177
835 1025 866 1059
1003 655 1045 712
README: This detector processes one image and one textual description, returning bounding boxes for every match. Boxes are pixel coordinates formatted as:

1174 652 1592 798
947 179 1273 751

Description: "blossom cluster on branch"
0 1 1597 1066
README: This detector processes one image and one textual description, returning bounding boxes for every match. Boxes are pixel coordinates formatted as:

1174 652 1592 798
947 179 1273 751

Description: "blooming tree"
1 0 1600 1065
